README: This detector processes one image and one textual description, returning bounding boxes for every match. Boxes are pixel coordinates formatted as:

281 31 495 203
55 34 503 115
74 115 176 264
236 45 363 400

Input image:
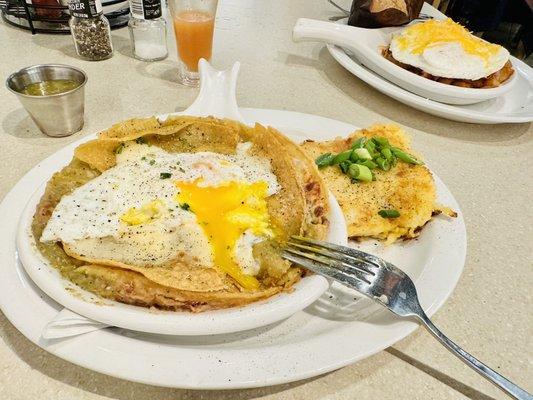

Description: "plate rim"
0 108 467 389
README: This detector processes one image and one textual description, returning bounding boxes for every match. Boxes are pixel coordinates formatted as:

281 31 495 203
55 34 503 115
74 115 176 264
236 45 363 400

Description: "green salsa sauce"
22 79 80 96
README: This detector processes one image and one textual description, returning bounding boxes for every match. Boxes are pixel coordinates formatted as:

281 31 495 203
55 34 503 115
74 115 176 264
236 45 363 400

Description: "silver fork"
283 236 532 400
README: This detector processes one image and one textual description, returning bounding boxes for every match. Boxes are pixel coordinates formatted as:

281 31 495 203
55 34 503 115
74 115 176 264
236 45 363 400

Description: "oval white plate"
16 135 347 336
323 3 533 124
328 44 533 124
293 3 517 105
0 108 466 389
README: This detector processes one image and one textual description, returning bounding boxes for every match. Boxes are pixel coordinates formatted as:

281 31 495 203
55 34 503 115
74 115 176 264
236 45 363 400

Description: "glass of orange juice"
168 0 218 86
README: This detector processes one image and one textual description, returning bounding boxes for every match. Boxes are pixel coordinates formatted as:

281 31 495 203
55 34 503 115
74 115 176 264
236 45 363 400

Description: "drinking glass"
168 0 218 86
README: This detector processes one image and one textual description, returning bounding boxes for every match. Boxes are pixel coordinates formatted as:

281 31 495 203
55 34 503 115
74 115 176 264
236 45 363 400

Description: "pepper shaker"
68 0 113 61
128 0 168 61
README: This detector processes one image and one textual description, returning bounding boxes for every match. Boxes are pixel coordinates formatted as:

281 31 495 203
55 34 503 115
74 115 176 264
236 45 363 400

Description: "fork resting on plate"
283 236 532 400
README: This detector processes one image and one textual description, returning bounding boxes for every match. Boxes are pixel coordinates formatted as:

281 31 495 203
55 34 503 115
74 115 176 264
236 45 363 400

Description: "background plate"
327 44 533 124
0 108 466 389
325 3 533 124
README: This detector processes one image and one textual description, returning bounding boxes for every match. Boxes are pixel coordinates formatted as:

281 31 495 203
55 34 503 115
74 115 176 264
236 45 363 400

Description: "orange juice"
173 11 215 72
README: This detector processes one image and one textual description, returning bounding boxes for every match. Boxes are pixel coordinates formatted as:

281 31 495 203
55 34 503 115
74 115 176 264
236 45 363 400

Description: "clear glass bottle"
128 0 168 61
68 0 113 61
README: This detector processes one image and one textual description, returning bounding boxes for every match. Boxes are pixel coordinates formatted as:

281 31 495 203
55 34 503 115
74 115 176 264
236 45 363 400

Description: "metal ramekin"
6 64 88 137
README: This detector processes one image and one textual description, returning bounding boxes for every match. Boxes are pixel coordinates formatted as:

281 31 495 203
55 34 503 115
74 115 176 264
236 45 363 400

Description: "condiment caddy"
0 0 129 34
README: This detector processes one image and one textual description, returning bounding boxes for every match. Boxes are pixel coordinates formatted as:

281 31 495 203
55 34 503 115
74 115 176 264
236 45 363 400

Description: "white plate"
17 180 345 336
14 60 349 337
0 108 466 389
327 44 533 124
293 4 517 105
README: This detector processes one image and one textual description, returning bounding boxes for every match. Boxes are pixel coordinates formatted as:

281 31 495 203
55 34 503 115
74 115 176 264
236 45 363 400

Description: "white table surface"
0 1 531 399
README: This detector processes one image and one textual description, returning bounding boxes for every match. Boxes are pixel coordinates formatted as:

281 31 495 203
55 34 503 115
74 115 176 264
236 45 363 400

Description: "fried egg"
390 19 509 80
41 142 280 289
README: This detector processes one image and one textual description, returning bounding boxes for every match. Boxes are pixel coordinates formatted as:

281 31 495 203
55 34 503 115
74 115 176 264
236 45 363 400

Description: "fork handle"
417 313 532 400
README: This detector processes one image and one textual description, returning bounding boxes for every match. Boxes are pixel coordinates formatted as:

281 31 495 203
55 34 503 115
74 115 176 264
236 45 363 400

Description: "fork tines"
282 236 381 286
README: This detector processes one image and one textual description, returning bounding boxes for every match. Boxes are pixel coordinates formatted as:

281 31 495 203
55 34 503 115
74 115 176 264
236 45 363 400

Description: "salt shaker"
68 0 113 61
128 0 168 61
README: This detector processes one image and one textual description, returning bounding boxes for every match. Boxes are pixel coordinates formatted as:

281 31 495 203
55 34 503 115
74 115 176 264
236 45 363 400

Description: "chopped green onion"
353 148 372 160
315 153 335 168
391 147 423 165
114 143 124 154
339 160 351 174
149 159 155 165
379 209 400 218
372 136 390 148
160 172 172 179
332 150 353 165
364 140 377 157
347 164 360 179
321 136 422 184
135 137 147 144
375 157 391 171
348 164 372 182
359 160 377 169
381 147 393 161
180 203 191 212
351 137 367 149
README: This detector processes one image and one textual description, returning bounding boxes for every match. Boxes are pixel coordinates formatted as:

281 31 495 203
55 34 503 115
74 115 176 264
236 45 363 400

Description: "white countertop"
0 1 532 399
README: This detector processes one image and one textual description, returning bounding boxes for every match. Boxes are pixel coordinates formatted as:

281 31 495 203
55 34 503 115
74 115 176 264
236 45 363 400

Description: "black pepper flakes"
68 0 113 61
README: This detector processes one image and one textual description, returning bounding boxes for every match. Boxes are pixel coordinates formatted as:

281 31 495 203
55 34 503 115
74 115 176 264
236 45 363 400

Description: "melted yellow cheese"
175 180 272 290
396 19 501 65
120 199 165 225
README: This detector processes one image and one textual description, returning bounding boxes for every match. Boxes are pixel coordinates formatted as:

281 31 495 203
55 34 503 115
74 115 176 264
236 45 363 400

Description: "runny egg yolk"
397 19 500 66
120 199 165 226
175 180 273 290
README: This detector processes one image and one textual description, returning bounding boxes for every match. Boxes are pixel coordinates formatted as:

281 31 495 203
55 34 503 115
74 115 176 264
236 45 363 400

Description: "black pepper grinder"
68 0 113 61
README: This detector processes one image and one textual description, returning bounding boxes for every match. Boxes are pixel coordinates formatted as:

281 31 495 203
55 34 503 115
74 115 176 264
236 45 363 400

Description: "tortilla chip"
266 126 330 239
68 255 224 294
77 117 241 173
76 264 282 312
146 120 240 154
62 225 225 292
98 115 233 143
74 139 121 172
98 117 161 140
248 123 306 241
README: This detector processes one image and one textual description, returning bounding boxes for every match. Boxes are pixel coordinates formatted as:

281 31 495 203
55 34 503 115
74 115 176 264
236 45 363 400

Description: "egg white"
390 29 509 80
41 142 280 276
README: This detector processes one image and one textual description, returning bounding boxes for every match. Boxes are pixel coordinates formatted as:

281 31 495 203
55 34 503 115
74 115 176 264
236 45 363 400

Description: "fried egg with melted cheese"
41 141 280 290
390 19 509 80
